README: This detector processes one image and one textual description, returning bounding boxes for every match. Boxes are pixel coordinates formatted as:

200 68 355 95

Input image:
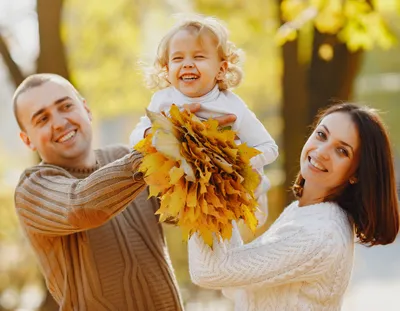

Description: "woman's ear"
349 176 358 184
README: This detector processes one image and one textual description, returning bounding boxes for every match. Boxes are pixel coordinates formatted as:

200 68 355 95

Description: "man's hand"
183 103 237 126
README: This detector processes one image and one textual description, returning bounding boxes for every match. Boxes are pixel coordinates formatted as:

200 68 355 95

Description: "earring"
349 178 356 184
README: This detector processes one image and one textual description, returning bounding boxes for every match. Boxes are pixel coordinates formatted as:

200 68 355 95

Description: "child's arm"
129 115 152 147
223 92 278 169
249 133 278 169
235 107 278 170
129 91 167 147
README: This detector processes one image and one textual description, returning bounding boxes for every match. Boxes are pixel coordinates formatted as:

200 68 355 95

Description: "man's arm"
15 151 146 236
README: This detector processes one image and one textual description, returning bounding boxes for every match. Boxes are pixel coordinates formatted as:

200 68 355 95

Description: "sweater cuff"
115 150 144 181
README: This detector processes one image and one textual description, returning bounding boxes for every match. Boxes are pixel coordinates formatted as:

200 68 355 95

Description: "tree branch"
0 34 25 87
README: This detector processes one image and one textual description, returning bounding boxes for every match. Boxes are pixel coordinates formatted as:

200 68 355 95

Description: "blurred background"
0 0 400 310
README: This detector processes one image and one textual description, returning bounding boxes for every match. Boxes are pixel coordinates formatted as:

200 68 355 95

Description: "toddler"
130 15 278 225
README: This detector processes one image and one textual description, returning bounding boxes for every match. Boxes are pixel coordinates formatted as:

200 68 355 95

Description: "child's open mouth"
180 74 199 81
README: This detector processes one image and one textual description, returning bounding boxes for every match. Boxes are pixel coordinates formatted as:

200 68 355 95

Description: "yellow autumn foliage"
135 105 261 246
278 0 396 51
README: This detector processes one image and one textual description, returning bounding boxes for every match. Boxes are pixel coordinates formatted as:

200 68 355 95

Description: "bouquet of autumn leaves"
134 104 261 246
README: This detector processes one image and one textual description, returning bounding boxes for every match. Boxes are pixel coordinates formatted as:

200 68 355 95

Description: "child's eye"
195 55 205 59
172 56 183 61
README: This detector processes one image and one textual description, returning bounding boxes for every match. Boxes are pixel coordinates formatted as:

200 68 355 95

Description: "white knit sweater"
189 201 355 311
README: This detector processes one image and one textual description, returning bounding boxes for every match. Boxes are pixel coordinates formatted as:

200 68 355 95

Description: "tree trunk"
36 0 70 79
281 40 309 206
0 34 24 87
308 29 364 124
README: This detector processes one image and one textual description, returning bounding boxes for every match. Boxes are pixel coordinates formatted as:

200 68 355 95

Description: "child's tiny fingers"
215 114 237 126
183 103 201 113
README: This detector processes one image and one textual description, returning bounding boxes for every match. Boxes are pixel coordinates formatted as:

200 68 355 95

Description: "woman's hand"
183 103 237 126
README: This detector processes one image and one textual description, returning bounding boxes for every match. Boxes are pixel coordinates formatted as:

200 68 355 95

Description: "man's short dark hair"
13 74 82 131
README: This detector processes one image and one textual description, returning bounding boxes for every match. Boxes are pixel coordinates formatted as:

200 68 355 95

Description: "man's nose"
52 114 68 130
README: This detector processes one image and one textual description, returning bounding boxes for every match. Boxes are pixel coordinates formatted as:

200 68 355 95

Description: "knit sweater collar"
171 84 220 104
41 149 103 179
287 200 344 218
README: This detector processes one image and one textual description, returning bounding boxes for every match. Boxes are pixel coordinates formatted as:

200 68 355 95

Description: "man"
13 73 184 311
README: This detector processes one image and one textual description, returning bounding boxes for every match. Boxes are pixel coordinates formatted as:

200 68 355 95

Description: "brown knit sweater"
14 145 183 311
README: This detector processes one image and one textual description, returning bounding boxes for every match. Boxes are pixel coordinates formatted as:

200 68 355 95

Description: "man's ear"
82 99 92 122
20 132 36 151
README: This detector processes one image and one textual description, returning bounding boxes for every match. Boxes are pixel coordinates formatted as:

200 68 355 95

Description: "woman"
188 103 399 311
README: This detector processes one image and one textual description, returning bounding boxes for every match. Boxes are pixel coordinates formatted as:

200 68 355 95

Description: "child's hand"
183 102 201 113
182 103 237 126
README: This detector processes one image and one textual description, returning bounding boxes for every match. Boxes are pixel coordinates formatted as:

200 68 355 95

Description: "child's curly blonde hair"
145 14 244 91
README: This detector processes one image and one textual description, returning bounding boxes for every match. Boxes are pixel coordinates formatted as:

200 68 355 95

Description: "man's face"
17 80 94 168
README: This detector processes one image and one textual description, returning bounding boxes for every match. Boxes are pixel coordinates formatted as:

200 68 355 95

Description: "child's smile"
167 28 227 98
180 73 200 82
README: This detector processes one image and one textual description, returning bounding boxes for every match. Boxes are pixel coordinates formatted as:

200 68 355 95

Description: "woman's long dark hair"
292 103 399 246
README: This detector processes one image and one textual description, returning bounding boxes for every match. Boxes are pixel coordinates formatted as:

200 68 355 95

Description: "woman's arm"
189 222 336 290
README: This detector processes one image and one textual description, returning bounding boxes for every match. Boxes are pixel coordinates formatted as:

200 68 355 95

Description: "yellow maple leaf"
238 143 262 163
186 182 198 208
169 166 185 185
152 130 182 161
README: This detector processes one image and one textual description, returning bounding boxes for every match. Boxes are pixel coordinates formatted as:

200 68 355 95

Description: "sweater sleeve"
129 115 152 147
129 91 167 147
250 139 278 169
15 151 146 236
188 221 336 290
229 94 278 169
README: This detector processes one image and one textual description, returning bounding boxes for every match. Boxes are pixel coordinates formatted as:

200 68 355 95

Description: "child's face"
167 29 227 98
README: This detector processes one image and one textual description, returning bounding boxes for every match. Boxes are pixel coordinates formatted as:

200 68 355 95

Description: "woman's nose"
316 145 330 160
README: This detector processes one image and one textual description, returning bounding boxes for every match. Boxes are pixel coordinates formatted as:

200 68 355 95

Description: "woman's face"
300 112 361 196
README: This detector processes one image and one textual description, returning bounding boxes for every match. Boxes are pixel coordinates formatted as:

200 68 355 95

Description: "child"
130 15 278 226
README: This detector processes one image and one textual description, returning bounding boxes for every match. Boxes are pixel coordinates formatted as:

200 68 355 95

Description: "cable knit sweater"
15 145 183 311
189 201 354 311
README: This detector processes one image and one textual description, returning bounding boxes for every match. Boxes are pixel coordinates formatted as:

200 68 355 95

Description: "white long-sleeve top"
130 86 278 223
188 201 355 311
130 85 278 170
